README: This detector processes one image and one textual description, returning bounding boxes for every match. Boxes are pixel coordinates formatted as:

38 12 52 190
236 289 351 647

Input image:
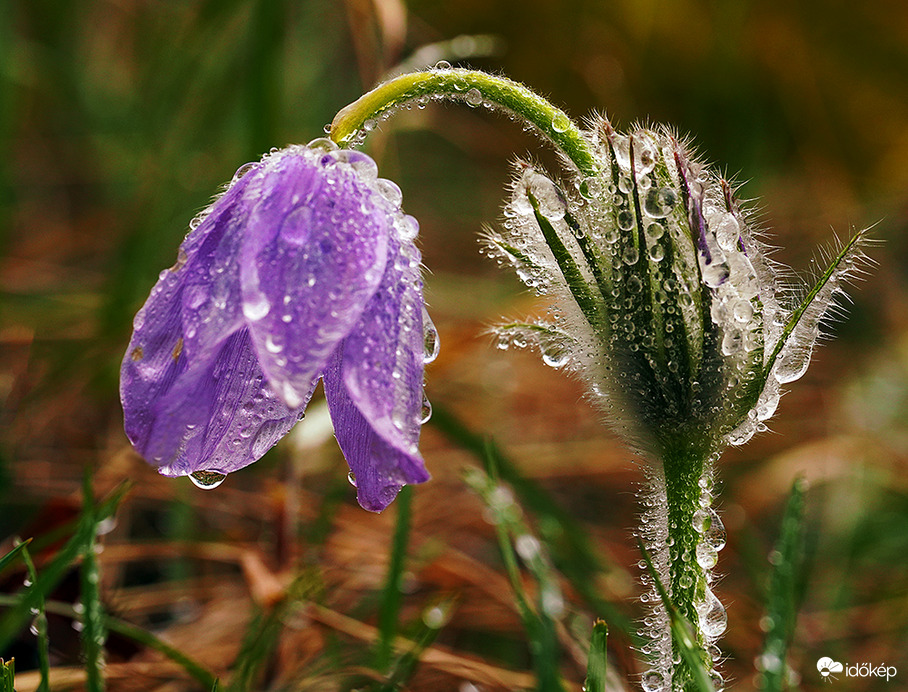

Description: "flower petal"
120 168 260 457
323 232 430 512
138 329 308 477
239 147 394 408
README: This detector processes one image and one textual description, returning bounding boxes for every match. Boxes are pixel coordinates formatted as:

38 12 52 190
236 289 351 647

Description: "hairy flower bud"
487 118 867 462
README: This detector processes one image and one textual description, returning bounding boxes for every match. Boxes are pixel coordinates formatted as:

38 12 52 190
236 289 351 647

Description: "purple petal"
143 329 308 477
120 168 260 457
239 147 394 408
121 160 309 476
323 233 430 512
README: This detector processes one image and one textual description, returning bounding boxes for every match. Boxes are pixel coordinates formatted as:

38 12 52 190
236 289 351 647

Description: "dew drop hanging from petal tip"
190 470 227 490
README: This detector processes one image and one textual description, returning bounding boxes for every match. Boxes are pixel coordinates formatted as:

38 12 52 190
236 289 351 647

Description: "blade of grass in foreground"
759 476 808 692
21 544 50 692
430 405 637 641
374 485 412 674
584 619 609 692
80 473 107 692
638 540 716 692
0 483 129 652
464 461 565 692
376 597 456 692
0 540 29 575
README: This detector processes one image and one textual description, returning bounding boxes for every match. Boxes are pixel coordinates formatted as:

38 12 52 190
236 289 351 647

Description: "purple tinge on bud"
120 142 430 511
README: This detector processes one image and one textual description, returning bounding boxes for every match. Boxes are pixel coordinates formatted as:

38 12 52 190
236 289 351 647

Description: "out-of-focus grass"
2 0 906 690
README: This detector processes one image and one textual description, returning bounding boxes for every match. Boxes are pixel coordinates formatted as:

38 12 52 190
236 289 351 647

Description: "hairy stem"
329 68 599 177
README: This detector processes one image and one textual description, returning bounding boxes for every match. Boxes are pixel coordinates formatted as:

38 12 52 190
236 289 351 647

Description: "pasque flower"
120 141 433 511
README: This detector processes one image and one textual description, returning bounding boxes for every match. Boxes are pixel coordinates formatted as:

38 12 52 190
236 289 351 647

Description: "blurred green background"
1 0 907 690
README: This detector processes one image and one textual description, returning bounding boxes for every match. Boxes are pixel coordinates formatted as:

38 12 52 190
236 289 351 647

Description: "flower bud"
486 118 866 460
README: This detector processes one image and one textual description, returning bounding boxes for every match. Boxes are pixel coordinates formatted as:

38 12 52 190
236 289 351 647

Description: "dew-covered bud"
487 118 869 462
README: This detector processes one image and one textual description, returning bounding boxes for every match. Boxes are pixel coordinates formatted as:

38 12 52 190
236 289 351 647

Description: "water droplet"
347 471 357 487
648 244 665 261
579 176 603 199
622 245 639 265
714 213 741 251
243 294 271 321
422 310 440 363
232 162 257 182
641 669 666 692
773 342 813 384
515 534 541 561
465 88 483 106
375 178 403 206
433 60 452 70
617 210 635 230
696 586 727 639
696 541 718 569
420 393 433 424
643 187 676 218
702 262 730 288
733 299 754 323
551 112 570 133
705 510 726 550
265 334 283 354
190 470 227 490
307 137 338 152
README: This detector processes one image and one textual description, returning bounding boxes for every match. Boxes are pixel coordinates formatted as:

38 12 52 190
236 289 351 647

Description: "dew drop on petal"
190 470 227 490
347 471 357 487
420 393 433 424
375 178 403 207
242 294 271 321
422 309 440 363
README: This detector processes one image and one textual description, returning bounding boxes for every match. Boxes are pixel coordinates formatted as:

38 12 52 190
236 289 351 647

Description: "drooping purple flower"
120 140 433 511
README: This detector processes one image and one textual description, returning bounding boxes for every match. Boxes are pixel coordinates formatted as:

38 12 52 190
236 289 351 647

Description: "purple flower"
120 141 433 511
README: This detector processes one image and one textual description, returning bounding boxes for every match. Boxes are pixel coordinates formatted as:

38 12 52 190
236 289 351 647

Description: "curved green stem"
329 68 599 177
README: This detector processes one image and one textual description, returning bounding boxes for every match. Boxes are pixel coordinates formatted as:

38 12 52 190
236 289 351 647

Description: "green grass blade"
0 596 218 689
464 461 565 692
759 476 808 692
0 540 30 575
584 619 609 692
429 405 637 640
21 544 50 692
0 483 128 652
79 474 107 692
374 485 412 674
226 573 317 692
377 598 456 691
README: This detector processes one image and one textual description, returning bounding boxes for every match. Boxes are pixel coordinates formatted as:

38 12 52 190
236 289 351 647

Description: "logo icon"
818 657 844 682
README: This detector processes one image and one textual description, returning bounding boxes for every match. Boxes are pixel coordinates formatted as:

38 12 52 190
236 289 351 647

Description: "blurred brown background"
1 0 907 690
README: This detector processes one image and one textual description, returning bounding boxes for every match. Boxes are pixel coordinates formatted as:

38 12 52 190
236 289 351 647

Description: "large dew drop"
641 669 666 692
189 470 227 490
696 586 728 639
